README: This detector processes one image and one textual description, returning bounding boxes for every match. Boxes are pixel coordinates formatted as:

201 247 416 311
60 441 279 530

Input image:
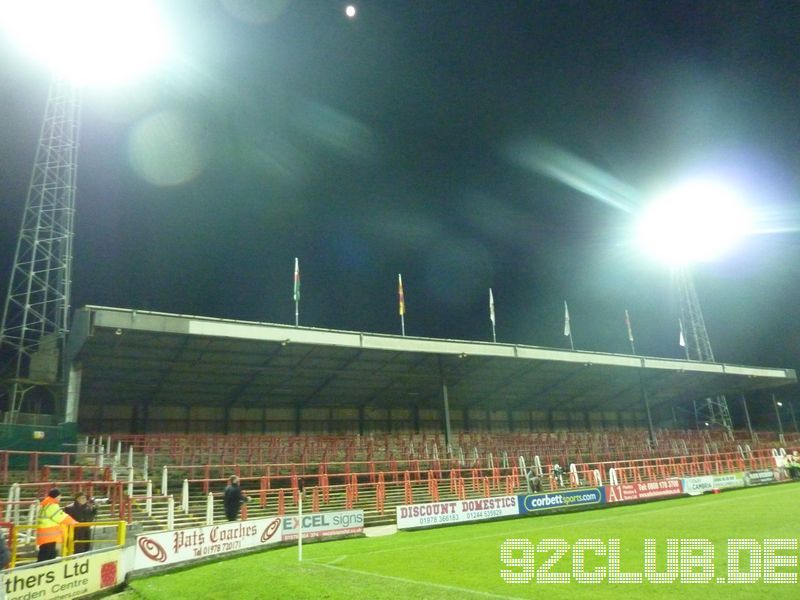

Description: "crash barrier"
0 445 143 485
153 446 776 501
6 521 127 568
80 429 797 475
2 481 127 526
1 444 792 537
4 430 794 489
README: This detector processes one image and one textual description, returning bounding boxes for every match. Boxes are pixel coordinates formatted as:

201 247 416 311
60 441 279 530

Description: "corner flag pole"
297 479 304 561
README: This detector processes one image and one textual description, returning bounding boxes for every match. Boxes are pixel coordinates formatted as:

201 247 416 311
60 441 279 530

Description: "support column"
739 394 754 443
130 403 139 434
358 405 365 436
141 400 150 434
442 383 452 448
64 364 82 423
638 368 657 448
788 401 799 433
772 394 785 444
223 404 231 435
437 355 452 446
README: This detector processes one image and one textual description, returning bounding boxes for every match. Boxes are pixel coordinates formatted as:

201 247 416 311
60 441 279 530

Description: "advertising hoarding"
133 516 283 570
280 510 364 541
1 549 122 600
396 496 518 529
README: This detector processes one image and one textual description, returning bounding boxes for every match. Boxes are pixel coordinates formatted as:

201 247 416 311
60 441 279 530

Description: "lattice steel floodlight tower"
0 79 80 424
0 0 170 424
637 179 750 436
674 267 734 435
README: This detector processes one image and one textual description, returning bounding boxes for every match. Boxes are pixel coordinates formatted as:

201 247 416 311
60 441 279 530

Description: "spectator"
63 492 98 554
0 528 10 570
223 476 249 521
551 463 564 488
36 488 77 562
786 452 800 480
526 468 542 493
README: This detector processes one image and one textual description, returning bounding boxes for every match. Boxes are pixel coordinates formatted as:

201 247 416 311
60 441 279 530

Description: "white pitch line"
314 561 530 600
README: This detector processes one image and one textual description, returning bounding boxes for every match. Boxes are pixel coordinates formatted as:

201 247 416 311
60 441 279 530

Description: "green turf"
118 484 799 599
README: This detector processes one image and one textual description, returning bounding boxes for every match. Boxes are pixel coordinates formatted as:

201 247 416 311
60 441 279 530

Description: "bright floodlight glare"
635 180 752 265
0 0 170 86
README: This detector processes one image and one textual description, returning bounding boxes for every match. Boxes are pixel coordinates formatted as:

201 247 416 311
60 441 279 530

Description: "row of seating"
84 428 783 469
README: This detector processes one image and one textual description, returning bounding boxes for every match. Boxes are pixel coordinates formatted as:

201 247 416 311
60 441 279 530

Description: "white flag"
678 318 686 348
563 301 571 337
293 257 300 302
489 288 495 325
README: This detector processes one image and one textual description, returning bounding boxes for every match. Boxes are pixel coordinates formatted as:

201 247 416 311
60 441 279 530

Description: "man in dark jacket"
63 492 97 554
223 476 249 521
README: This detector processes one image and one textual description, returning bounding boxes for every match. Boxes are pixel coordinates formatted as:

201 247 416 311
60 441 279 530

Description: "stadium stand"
1 428 795 567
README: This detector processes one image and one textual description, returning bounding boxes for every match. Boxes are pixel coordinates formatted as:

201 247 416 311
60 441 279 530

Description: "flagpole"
398 273 406 337
489 288 496 343
627 309 656 447
293 257 300 327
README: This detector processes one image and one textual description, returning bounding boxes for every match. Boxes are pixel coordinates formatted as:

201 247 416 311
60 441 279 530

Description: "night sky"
1 1 800 404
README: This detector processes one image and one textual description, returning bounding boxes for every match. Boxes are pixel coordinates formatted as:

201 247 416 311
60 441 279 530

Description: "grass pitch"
118 483 799 599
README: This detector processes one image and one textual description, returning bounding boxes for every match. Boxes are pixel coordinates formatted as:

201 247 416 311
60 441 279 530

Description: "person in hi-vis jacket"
37 488 77 562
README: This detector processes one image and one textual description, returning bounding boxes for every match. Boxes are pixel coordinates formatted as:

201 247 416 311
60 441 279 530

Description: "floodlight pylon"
0 78 80 424
674 267 733 435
